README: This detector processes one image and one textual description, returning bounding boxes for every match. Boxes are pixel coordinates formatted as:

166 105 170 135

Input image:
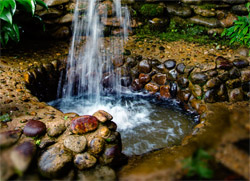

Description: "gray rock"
190 72 208 84
46 118 66 137
204 89 217 103
138 60 151 73
241 69 250 82
193 6 216 17
166 4 192 17
164 59 176 69
0 129 22 148
74 153 97 170
229 88 244 102
176 63 186 74
64 135 87 153
57 14 74 24
189 16 220 28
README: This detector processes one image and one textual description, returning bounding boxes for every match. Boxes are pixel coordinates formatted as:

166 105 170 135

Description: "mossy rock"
139 4 164 17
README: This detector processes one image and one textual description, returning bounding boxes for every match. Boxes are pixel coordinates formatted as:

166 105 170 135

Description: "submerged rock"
23 120 46 137
70 116 99 134
64 135 87 153
0 129 22 148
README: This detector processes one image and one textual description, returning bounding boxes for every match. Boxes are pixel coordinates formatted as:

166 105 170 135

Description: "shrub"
0 0 47 47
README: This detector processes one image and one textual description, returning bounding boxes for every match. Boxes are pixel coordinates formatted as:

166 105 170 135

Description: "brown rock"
138 60 151 73
131 79 143 91
93 110 113 123
46 118 66 137
70 116 99 134
64 135 87 153
160 85 171 99
220 13 237 28
152 73 166 85
89 137 105 155
139 73 151 84
0 129 22 148
23 120 46 137
229 88 244 102
74 153 97 170
144 82 160 94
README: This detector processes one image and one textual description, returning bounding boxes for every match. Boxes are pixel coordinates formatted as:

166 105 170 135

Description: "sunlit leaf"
0 8 12 24
16 0 36 15
36 0 48 10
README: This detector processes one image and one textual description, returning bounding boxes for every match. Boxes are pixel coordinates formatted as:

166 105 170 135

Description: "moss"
139 4 164 17
199 3 217 10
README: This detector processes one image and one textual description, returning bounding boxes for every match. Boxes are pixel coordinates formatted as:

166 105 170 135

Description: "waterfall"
60 0 131 103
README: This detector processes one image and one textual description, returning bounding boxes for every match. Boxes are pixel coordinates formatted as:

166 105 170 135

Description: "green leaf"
64 116 68 120
13 23 20 42
243 27 248 35
36 0 48 10
6 0 16 15
0 1 4 15
0 8 12 24
16 0 36 15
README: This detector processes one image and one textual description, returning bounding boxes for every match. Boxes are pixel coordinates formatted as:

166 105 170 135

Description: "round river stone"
70 116 99 134
23 120 46 137
74 152 97 170
64 135 87 153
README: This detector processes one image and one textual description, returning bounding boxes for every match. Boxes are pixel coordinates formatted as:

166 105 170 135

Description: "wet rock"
0 129 22 148
181 0 202 4
98 0 114 16
125 57 137 68
241 69 250 82
38 146 72 178
156 64 167 73
232 4 249 15
233 59 249 68
78 166 116 181
98 126 111 139
149 18 169 32
23 120 46 137
37 8 63 18
218 84 228 101
170 82 178 98
208 70 218 78
151 59 161 68
229 88 244 102
100 144 121 165
44 0 69 6
139 73 151 84
89 137 105 155
93 110 113 123
64 135 87 153
190 99 201 111
10 141 36 172
190 72 208 84
235 47 249 57
220 13 237 28
226 79 241 89
145 82 160 94
160 85 171 99
218 71 230 82
138 60 151 73
70 116 99 134
204 89 217 103
189 16 220 28
191 84 202 97
131 79 143 91
193 6 216 17
176 63 186 74
102 73 115 88
169 69 178 80
207 28 224 35
184 65 195 75
177 90 191 103
206 77 221 88
74 153 97 170
39 137 56 149
216 56 233 70
166 4 192 17
222 0 246 4
177 77 189 88
51 26 71 39
152 73 166 85
121 76 131 87
112 57 124 67
229 67 241 79
46 119 66 137
164 59 176 69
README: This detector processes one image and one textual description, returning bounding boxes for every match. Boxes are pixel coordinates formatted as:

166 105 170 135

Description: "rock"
176 63 186 74
98 0 114 16
151 59 161 68
38 145 73 178
74 153 97 170
139 73 151 84
222 0 246 4
23 120 46 137
89 137 105 155
226 79 241 89
46 119 66 137
39 137 56 149
144 82 160 93
189 16 220 28
193 6 216 17
216 56 233 70
242 81 250 92
160 85 171 99
78 166 116 181
0 129 22 148
206 78 221 88
232 4 249 15
220 13 237 28
177 77 189 88
138 60 151 73
112 57 124 67
218 84 228 101
208 70 218 78
98 127 111 139
204 89 217 103
229 67 241 79
100 144 121 164
177 90 191 103
235 47 250 57
106 121 117 131
93 110 113 123
149 18 169 32
241 69 250 82
10 141 36 172
229 88 244 102
63 135 87 153
131 79 143 91
218 71 230 82
37 8 63 18
181 0 202 4
51 26 70 39
124 57 137 68
121 76 131 87
170 82 178 98
190 72 208 84
169 69 178 80
207 28 224 35
166 4 192 17
70 116 99 134
164 59 176 69
233 59 249 68
44 0 69 6
152 73 166 85
191 84 202 97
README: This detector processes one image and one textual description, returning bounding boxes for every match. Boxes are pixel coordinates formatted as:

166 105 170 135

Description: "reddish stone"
145 83 159 93
152 73 166 85
23 120 46 137
131 79 143 91
70 116 99 134
160 85 171 98
139 73 151 84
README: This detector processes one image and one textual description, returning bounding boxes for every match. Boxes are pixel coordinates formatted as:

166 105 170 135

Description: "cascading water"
50 0 195 156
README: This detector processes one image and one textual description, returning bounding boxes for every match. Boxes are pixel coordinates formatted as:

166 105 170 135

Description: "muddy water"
49 94 196 155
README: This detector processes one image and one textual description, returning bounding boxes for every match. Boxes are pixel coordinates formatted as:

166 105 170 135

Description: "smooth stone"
144 82 160 94
64 135 87 153
206 77 221 88
233 59 249 68
166 4 192 17
226 79 241 89
23 120 46 137
99 144 121 165
241 69 250 82
46 119 66 137
193 6 216 17
204 89 217 103
191 84 202 97
218 84 228 101
176 63 186 74
235 47 250 57
37 8 63 18
130 66 139 78
0 129 22 148
170 82 178 98
38 146 72 178
152 73 166 85
151 59 161 68
189 16 220 28
139 73 151 84
10 141 36 172
160 85 171 99
218 71 230 82
125 57 137 68
74 153 97 170
138 60 151 73
216 56 233 70
229 88 244 102
70 116 99 134
148 18 169 32
51 26 70 39
89 137 105 155
39 137 56 149
164 59 176 69
177 90 191 103
220 13 237 28
98 126 111 139
169 69 178 80
44 0 69 6
131 79 143 91
177 77 189 88
106 121 117 131
93 110 113 123
190 72 208 84
229 67 241 79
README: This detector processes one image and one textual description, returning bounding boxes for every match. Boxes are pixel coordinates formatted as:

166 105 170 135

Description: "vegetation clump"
139 4 164 17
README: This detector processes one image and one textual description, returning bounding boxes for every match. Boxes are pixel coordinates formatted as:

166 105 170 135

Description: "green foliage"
182 149 214 179
0 113 11 122
139 4 164 17
64 116 69 120
0 0 48 47
222 3 250 48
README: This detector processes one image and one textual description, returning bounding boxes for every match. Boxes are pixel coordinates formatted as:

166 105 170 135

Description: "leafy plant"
0 113 11 122
139 4 164 17
182 149 214 179
221 3 250 48
0 0 48 47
